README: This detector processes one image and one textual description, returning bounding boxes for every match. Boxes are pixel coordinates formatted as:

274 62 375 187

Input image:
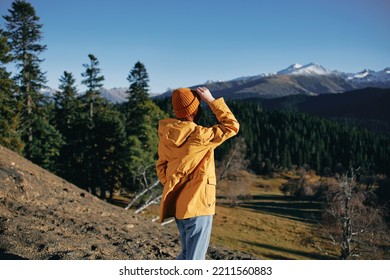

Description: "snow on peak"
277 62 331 76
204 79 225 84
354 69 374 79
201 64 390 92
346 67 390 84
381 67 390 74
277 63 303 75
289 63 303 70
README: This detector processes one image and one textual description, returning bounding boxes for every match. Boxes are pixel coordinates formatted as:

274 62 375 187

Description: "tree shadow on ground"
240 240 336 260
0 250 28 260
219 194 323 223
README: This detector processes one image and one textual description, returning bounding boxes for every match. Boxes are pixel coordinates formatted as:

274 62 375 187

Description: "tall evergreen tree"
53 71 82 177
78 54 105 195
81 54 104 119
3 0 47 143
124 61 167 190
3 1 62 169
0 28 22 152
54 71 79 128
125 61 149 135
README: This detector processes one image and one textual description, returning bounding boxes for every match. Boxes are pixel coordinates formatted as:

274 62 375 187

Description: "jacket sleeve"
156 157 168 186
197 98 240 147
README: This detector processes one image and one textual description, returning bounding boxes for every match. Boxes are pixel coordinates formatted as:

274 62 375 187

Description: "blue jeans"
175 215 213 260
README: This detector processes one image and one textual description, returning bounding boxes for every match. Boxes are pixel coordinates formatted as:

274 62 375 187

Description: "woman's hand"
195 87 215 104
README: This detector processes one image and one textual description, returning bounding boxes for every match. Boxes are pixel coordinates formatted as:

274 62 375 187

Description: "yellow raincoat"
156 98 239 222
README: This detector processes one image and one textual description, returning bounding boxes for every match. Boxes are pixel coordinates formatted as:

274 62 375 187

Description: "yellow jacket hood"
158 118 197 147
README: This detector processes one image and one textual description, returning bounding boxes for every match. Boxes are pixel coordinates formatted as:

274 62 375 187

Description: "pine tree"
53 71 82 177
123 61 167 190
81 54 104 119
78 54 105 195
0 28 22 152
3 1 62 169
125 61 149 135
54 71 79 128
3 0 47 143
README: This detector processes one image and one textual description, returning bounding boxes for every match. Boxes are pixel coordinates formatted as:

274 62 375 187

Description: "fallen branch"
135 194 162 214
124 180 159 210
151 216 175 225
161 218 175 226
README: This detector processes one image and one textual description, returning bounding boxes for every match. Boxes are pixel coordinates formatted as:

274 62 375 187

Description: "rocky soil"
0 145 252 260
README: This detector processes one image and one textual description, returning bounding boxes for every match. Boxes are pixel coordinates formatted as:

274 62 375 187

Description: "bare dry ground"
0 145 251 260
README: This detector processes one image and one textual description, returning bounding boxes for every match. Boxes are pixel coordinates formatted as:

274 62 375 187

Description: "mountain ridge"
154 63 390 101
41 63 390 102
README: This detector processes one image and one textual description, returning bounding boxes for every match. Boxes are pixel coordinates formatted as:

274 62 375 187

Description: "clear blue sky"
1 0 389 94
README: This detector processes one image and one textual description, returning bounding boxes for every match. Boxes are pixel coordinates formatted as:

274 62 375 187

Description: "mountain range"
156 63 390 100
42 63 390 102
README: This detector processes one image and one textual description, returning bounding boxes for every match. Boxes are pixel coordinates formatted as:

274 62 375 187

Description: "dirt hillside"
0 145 252 260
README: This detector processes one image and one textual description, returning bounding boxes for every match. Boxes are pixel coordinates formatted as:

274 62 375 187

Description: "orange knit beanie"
172 88 200 118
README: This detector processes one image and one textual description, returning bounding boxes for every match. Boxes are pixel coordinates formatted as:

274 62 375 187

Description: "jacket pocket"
205 176 216 208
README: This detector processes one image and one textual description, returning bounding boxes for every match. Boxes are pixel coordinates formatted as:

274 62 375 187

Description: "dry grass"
211 205 328 259
212 170 336 259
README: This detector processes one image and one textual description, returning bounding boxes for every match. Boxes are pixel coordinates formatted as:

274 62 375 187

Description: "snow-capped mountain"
277 63 390 85
156 62 390 100
233 62 390 88
346 67 390 85
277 63 302 75
277 63 333 76
351 69 376 79
212 62 390 85
272 62 390 85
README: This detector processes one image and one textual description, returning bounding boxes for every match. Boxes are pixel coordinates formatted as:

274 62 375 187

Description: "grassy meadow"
212 170 337 259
